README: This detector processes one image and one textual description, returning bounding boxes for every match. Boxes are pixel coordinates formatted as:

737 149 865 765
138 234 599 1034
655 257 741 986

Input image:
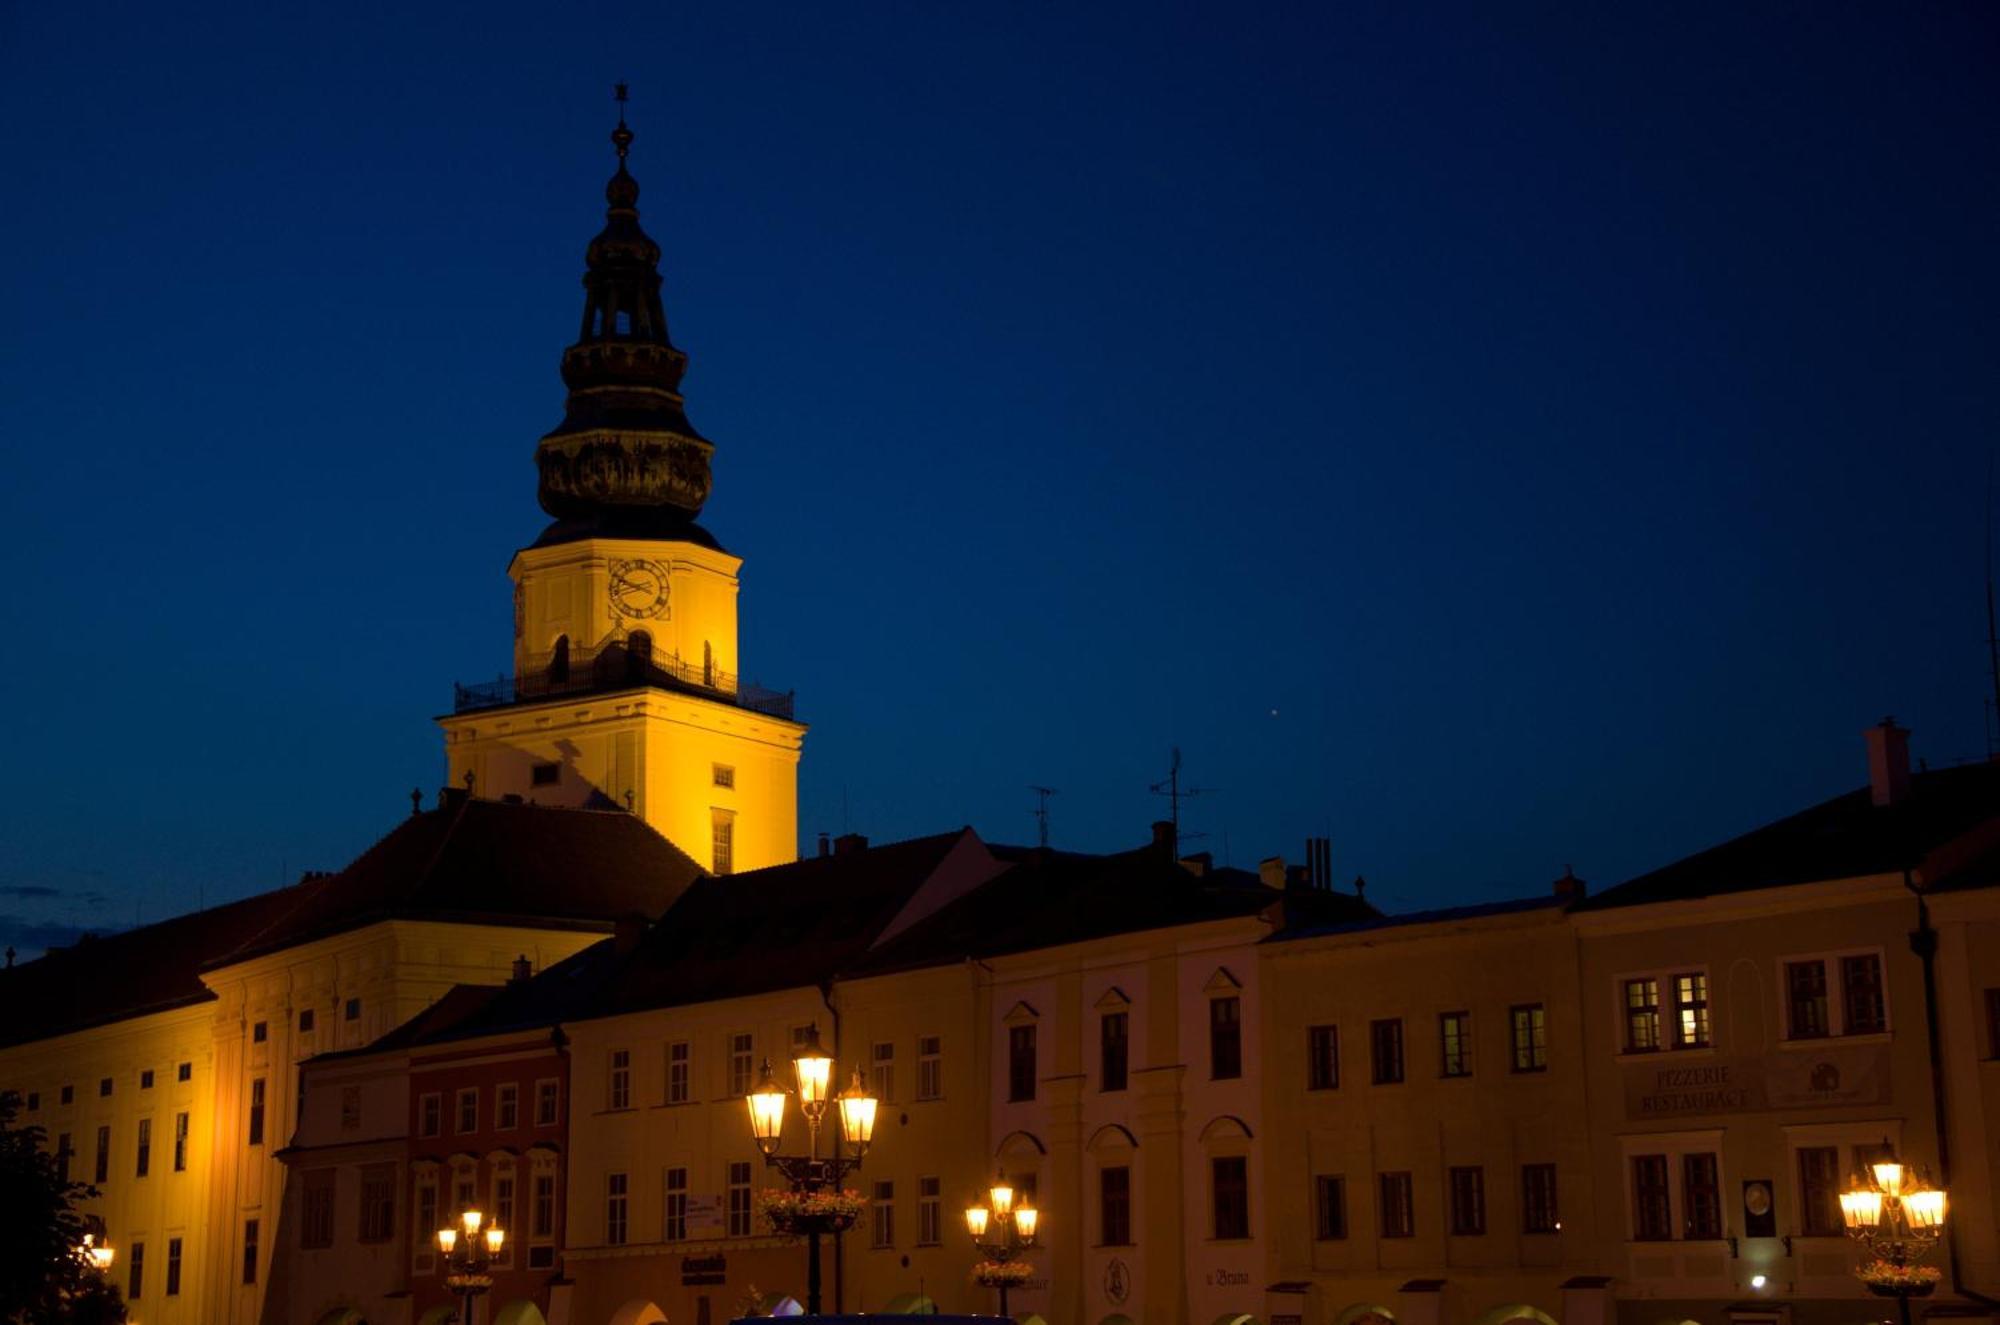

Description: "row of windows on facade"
1304 1163 1562 1241
122 1221 259 1303
1004 997 1248 1103
417 1079 562 1137
1620 954 1887 1055
409 1165 561 1272
601 1164 953 1249
607 1032 946 1112
23 1060 195 1112
1626 1141 1889 1242
52 1112 194 1185
1301 1005 1550 1090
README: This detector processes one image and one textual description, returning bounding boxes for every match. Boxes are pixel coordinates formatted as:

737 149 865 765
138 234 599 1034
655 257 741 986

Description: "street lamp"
435 1208 505 1325
1843 1141 1947 1325
966 1174 1040 1318
742 1023 878 1316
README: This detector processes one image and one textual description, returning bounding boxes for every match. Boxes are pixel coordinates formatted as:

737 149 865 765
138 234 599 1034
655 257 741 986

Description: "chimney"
1258 856 1287 889
1151 820 1177 856
1352 874 1368 901
1865 718 1912 808
510 954 533 983
833 832 869 856
818 832 831 858
1553 866 1587 903
613 914 646 955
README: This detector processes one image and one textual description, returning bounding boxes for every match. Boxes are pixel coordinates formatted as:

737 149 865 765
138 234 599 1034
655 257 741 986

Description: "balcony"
453 641 795 721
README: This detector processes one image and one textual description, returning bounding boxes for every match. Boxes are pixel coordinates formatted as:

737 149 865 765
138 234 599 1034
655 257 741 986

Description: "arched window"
548 635 570 684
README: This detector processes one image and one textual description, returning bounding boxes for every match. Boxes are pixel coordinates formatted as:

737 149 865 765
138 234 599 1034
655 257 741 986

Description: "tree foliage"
0 1090 126 1324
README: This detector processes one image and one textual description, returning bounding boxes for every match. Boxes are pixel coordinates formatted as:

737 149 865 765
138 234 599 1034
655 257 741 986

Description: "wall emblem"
1104 1257 1130 1304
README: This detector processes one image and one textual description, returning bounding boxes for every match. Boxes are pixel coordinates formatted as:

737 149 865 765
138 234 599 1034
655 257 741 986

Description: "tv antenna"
1986 455 2000 757
1150 747 1212 851
1028 785 1058 849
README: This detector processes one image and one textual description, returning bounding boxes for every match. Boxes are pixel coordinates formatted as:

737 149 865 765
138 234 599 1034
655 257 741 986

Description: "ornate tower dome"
535 96 714 526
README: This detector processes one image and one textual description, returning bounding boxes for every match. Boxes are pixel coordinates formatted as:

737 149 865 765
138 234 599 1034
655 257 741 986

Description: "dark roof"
853 841 1327 976
601 830 974 1015
405 939 629 1049
319 984 506 1059
0 887 301 1049
1578 760 2000 911
216 793 705 966
1269 891 1566 942
526 509 726 553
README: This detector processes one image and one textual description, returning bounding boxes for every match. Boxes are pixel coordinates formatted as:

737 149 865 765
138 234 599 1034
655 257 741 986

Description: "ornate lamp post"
1841 1142 1947 1325
77 1233 114 1275
434 1208 506 1325
743 1023 878 1316
965 1175 1039 1318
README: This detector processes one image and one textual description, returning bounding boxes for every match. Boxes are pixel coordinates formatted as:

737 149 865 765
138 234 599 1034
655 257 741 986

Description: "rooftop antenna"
1150 746 1211 852
1986 454 2000 758
614 81 629 122
1028 786 1058 849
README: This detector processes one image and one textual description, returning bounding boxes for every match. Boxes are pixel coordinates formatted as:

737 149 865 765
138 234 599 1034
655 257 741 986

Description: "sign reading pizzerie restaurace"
681 1253 727 1286
1622 1043 1890 1120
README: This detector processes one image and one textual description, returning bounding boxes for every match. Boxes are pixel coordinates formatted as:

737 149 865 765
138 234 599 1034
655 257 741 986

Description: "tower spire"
534 89 715 527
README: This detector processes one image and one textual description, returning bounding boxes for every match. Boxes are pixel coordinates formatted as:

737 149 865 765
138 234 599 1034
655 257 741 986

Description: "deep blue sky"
2 4 1996 952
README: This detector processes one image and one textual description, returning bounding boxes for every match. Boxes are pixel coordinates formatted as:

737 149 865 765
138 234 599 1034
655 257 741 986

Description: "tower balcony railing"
452 642 795 721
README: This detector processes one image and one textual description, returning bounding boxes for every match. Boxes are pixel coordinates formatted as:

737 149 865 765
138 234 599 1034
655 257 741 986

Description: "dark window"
1378 1171 1414 1237
1100 1165 1131 1246
1008 1024 1037 1102
870 1179 895 1248
1510 1004 1548 1072
535 1079 559 1126
177 1062 191 1082
299 1009 314 1032
94 1125 110 1183
1439 1012 1471 1077
173 1112 188 1171
360 1164 396 1243
498 1082 520 1127
1787 960 1829 1038
99 1077 112 1097
128 1241 144 1300
534 1172 556 1238
1842 954 1886 1034
166 1237 182 1296
302 1170 335 1248
140 1070 154 1090
344 998 361 1022
248 1078 265 1147
1632 1155 1672 1240
1307 1024 1339 1090
1448 1166 1486 1235
530 762 560 787
1673 972 1711 1048
549 635 571 683
1624 978 1661 1052
1370 1018 1404 1084
1100 1012 1128 1092
917 1035 943 1100
666 1167 689 1241
1798 1145 1843 1236
1683 1152 1722 1238
1314 1174 1346 1240
252 1021 267 1044
458 1087 479 1132
1522 1163 1559 1233
135 1118 150 1177
60 1084 73 1105
419 1093 441 1137
726 1161 752 1237
24 1092 36 1111
1211 1156 1249 1239
241 1219 259 1285
607 1172 629 1245
1209 997 1242 1080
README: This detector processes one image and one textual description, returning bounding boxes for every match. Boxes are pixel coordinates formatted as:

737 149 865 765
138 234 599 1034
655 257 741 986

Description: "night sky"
2 4 1996 954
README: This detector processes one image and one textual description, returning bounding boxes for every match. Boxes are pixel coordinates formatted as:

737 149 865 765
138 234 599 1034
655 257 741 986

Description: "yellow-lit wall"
438 534 805 872
0 918 611 1325
1260 905 1597 1325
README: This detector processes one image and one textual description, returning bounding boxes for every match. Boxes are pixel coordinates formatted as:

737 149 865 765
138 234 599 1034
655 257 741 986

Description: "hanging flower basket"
1861 1261 1940 1296
757 1186 863 1236
444 1272 494 1292
975 1259 1034 1287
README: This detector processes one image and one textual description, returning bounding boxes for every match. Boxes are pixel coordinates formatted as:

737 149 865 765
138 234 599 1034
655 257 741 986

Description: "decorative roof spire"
535 88 714 524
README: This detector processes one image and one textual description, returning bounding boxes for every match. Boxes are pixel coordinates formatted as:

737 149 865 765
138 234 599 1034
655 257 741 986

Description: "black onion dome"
535 109 713 522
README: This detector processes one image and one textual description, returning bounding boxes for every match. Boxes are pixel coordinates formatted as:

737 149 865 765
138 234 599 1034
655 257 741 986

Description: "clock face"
608 558 671 619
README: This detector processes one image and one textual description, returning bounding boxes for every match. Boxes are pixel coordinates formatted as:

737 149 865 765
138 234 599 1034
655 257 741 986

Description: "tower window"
712 764 734 789
711 812 735 876
615 310 632 334
549 635 571 683
531 762 560 787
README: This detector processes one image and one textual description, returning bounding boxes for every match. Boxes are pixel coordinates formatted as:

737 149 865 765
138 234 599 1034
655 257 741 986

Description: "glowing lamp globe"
837 1071 878 1151
965 1205 990 1239
1013 1204 1039 1243
485 1226 506 1254
988 1181 1015 1219
747 1059 789 1156
437 1227 458 1253
1840 1189 1883 1229
793 1024 833 1108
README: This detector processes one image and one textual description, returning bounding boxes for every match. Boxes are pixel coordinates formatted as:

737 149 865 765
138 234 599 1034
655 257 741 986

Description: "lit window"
1673 972 1710 1047
1786 960 1830 1039
1439 1012 1471 1078
1510 1004 1547 1072
1624 978 1661 1052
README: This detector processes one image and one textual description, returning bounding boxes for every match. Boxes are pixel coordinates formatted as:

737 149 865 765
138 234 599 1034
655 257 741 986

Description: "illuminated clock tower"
438 107 804 873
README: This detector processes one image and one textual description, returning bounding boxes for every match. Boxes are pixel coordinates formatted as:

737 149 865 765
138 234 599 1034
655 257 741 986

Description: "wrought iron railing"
453 643 795 720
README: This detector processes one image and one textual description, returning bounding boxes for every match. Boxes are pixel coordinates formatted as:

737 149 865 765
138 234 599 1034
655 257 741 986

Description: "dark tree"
0 1091 126 1324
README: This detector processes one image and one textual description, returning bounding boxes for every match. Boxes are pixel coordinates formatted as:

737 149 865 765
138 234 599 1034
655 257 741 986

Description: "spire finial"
612 82 633 160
